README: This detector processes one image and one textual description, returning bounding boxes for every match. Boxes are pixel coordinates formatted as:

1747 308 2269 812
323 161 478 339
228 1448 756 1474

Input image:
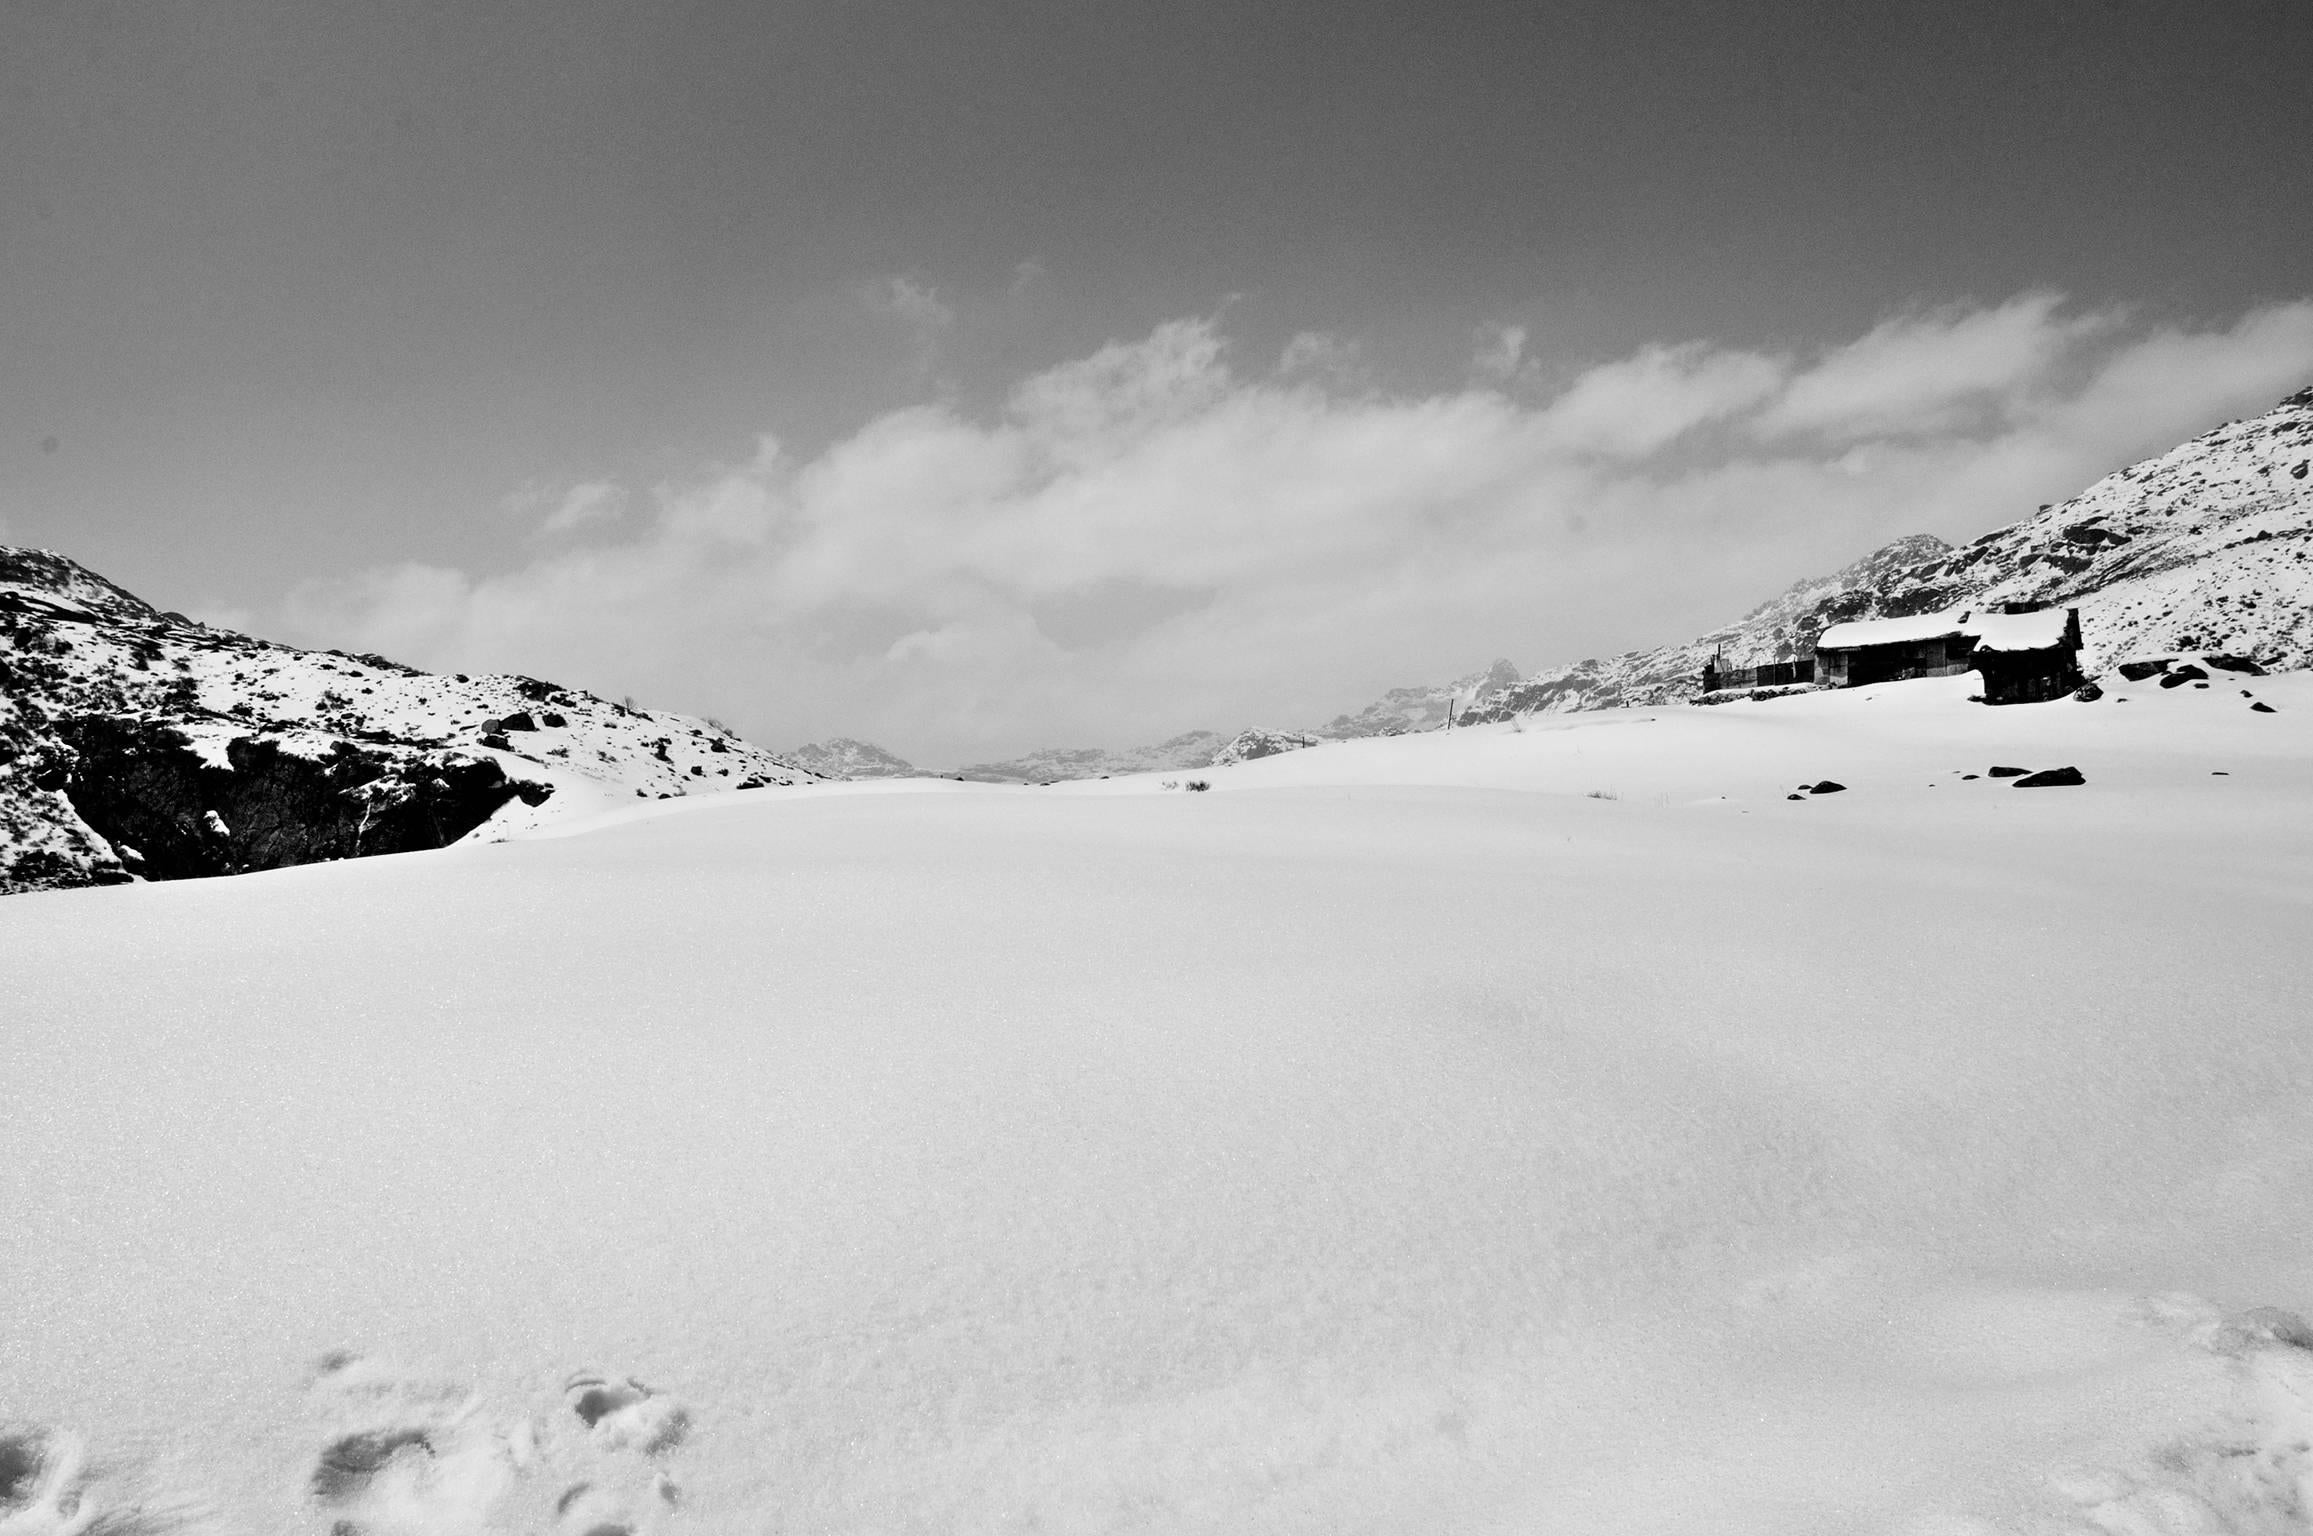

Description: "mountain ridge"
0 549 817 893
791 385 2313 777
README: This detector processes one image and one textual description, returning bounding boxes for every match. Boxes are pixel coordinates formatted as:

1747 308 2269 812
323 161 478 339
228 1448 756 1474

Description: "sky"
4 0 2311 763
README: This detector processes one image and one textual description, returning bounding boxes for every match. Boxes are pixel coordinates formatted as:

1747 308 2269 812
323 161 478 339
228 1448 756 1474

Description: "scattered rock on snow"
2160 664 2211 688
2013 766 2086 787
1988 766 2030 778
2251 701 2278 713
1808 781 1846 794
2072 681 2105 701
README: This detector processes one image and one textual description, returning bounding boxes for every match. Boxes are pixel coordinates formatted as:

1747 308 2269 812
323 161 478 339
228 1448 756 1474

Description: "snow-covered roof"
1815 607 2078 654
1967 608 2074 653
1815 610 1971 650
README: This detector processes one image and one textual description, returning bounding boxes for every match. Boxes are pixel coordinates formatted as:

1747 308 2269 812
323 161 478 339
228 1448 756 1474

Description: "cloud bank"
282 297 2313 763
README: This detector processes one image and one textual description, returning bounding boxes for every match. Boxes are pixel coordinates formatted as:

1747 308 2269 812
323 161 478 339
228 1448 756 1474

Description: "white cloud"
535 480 626 536
865 275 955 332
1473 323 1528 383
1277 331 1364 387
281 298 2313 764
1757 293 2119 442
1538 342 1788 458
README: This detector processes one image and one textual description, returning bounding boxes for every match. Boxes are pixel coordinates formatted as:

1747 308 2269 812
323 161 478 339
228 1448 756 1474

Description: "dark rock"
2012 766 2085 787
2071 681 2104 702
54 717 541 881
1786 792 1804 800
1961 773 1980 780
479 732 512 751
499 711 537 731
540 711 567 728
2117 660 2170 682
2251 702 2277 713
1808 781 1846 794
1987 766 2030 778
2159 665 2209 688
2204 655 2266 675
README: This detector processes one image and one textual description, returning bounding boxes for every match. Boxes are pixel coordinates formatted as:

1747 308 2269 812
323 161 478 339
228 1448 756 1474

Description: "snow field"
3 675 2312 1532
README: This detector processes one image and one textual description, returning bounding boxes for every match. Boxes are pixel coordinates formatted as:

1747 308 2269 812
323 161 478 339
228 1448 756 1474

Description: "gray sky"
6 0 2311 760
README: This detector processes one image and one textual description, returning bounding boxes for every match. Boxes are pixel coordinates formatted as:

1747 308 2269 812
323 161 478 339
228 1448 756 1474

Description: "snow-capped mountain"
0 548 815 893
1313 657 1526 737
1449 383 2313 720
782 737 926 780
953 730 1228 784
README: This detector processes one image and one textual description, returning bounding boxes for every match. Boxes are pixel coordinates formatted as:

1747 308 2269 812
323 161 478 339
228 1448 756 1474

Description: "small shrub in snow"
1185 780 1210 792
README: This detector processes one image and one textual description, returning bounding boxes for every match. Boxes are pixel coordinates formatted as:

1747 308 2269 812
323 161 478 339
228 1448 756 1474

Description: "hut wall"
1975 649 2084 704
1836 635 1977 687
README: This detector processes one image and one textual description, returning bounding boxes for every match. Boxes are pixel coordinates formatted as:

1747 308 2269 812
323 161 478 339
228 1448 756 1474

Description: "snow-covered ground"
5 673 2312 1534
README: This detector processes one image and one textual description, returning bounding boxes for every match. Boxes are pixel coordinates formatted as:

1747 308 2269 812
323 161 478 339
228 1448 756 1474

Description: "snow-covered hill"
0 547 815 893
782 737 927 780
951 729 1229 784
1458 384 2313 722
1309 657 1526 737
839 384 2311 781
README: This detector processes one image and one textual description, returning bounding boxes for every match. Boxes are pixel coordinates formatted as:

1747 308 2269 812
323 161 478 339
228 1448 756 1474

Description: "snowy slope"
1457 385 2313 722
3 671 2310 1534
0 547 816 893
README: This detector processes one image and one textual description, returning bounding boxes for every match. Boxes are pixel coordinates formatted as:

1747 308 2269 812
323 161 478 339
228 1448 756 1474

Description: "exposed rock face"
54 717 547 881
1 546 813 894
1209 728 1323 766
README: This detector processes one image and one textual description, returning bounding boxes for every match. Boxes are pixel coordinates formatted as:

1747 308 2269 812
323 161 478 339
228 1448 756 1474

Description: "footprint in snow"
0 1422 197 1535
303 1355 689 1536
549 1375 687 1536
304 1354 519 1536
2048 1297 2313 1533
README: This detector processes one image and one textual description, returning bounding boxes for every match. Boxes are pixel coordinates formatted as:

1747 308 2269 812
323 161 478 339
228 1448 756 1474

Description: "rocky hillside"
710 387 2313 786
953 730 1227 784
782 737 925 780
0 548 814 894
1460 385 2313 722
1312 658 1526 737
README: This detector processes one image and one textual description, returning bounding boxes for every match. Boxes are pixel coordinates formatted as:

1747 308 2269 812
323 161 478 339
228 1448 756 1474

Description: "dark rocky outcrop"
1987 766 2030 778
54 717 550 881
2012 766 2086 787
